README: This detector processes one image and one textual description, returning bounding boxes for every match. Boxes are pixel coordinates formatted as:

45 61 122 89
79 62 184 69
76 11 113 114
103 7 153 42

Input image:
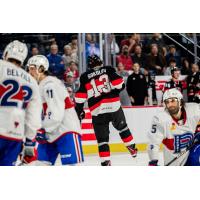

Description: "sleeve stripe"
75 92 88 98
75 97 86 104
111 78 124 86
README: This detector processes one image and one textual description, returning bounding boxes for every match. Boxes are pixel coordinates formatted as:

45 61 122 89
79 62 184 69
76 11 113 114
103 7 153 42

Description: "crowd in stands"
1 33 200 106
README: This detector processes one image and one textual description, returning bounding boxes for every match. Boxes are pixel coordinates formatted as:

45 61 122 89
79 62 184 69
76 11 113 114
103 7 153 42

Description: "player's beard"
167 105 180 115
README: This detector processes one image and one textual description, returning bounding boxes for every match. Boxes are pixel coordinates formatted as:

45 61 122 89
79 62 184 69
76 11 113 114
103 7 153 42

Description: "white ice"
19 152 164 166
56 152 164 166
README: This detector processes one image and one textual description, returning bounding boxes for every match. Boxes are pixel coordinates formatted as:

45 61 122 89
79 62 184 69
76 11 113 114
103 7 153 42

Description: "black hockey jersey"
75 66 125 116
187 72 200 96
163 79 183 93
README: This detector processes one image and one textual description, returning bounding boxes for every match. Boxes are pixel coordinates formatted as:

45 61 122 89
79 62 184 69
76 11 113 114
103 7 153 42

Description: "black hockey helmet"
171 67 180 75
87 54 103 68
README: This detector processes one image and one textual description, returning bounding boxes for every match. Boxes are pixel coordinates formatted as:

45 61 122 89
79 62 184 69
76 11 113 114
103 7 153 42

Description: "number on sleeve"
151 124 157 133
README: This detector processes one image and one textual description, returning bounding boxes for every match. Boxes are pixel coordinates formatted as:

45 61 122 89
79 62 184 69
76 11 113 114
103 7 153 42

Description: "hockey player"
27 55 84 165
187 64 200 103
0 40 42 166
148 88 200 166
163 67 183 93
75 54 137 166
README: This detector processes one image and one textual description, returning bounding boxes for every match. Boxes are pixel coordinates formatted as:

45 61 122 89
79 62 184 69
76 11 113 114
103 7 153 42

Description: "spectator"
116 62 131 106
103 33 119 66
66 86 74 100
126 63 148 105
131 44 146 69
47 44 65 79
31 46 39 56
165 45 181 66
187 63 200 102
164 58 177 76
108 33 120 55
116 45 133 71
64 61 79 79
146 33 166 53
24 46 40 67
163 67 183 93
116 62 129 76
85 33 100 59
181 58 191 75
62 45 78 69
68 35 78 55
161 46 168 57
63 71 79 99
146 44 166 75
146 74 157 105
120 33 141 55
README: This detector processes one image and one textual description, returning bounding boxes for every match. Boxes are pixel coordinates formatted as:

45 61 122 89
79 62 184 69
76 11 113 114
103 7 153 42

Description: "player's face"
172 71 180 79
28 65 38 79
164 98 180 115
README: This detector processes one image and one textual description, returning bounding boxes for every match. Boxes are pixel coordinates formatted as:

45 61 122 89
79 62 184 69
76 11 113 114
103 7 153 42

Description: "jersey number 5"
90 74 111 97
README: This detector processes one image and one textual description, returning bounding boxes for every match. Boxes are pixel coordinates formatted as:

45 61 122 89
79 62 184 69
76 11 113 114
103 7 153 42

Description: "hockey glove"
148 160 158 166
22 138 37 164
36 129 48 144
75 103 85 122
79 111 85 121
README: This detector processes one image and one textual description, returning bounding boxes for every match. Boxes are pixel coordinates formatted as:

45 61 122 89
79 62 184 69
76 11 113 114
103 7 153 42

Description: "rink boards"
81 106 164 154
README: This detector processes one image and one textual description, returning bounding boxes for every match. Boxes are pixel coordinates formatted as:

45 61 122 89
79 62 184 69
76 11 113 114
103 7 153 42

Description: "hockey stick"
165 133 200 166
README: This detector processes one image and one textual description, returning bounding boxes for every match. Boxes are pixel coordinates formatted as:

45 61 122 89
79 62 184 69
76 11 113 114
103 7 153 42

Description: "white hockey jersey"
148 103 200 166
0 60 42 141
39 76 81 142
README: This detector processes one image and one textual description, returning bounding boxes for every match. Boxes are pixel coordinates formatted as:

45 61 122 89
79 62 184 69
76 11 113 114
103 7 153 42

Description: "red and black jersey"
163 79 183 93
187 72 200 96
75 66 125 116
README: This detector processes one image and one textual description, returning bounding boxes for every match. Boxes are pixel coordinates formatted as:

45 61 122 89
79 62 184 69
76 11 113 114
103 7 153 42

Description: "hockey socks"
98 142 111 165
119 127 137 157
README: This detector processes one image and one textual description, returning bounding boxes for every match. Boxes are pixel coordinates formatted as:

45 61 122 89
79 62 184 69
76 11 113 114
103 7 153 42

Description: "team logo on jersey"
14 121 19 128
170 123 176 131
174 132 193 153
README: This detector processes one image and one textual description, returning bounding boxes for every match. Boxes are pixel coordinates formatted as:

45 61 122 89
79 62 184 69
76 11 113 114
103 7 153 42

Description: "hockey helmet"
3 40 28 66
171 67 180 75
87 54 103 68
27 55 49 72
163 88 183 102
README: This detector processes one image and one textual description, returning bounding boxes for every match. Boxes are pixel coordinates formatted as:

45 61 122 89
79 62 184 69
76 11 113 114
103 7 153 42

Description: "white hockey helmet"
3 40 28 65
163 88 183 102
27 55 49 71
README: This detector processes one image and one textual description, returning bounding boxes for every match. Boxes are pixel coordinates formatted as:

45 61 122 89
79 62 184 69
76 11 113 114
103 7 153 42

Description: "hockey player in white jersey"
148 88 200 166
27 55 84 165
0 40 42 166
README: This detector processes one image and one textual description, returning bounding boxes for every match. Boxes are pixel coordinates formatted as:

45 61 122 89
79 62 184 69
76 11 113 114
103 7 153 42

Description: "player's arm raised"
148 116 165 166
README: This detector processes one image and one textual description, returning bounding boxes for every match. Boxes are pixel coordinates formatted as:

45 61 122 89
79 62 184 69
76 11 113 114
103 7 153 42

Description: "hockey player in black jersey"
163 67 183 93
187 64 200 103
75 55 137 166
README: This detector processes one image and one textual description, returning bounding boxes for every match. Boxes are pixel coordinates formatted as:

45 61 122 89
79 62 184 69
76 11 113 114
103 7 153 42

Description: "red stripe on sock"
122 135 134 143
